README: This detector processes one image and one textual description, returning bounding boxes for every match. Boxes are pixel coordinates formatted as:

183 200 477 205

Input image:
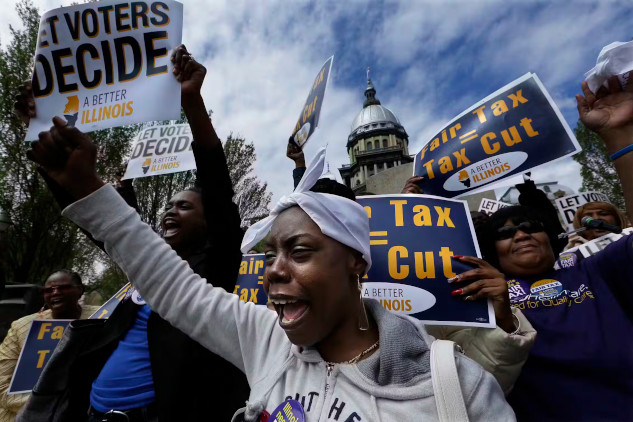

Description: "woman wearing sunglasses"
450 77 633 422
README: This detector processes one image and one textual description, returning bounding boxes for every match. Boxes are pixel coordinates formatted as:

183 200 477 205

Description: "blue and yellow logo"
530 279 562 299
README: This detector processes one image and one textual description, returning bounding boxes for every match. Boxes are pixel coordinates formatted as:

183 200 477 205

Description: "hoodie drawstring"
370 395 383 422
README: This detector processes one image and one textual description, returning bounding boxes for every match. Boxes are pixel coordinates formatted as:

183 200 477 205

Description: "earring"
357 274 369 331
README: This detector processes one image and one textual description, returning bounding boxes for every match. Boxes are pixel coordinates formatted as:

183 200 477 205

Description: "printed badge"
554 252 578 270
267 399 306 422
530 279 563 299
507 279 530 303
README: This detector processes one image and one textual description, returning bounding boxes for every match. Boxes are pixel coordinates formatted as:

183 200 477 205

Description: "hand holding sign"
27 118 104 200
286 142 306 167
401 176 425 194
449 256 514 333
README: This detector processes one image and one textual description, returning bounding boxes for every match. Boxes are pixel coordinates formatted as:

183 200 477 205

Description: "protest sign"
7 284 132 394
8 320 71 394
357 195 494 327
25 0 183 141
555 191 610 231
478 198 511 216
234 254 268 305
290 56 333 148
122 123 195 179
554 227 633 271
413 73 580 198
89 282 132 319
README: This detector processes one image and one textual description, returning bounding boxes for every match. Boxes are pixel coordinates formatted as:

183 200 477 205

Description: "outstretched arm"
171 45 243 288
26 119 284 381
577 76 633 221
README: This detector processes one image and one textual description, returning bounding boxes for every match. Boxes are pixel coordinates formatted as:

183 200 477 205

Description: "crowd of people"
0 43 630 422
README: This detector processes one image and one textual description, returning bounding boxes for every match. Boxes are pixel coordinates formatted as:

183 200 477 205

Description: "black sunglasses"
495 220 545 240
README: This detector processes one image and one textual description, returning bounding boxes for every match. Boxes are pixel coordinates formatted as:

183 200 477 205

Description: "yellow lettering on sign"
390 200 407 227
439 246 456 278
412 205 431 226
491 100 508 116
481 132 500 154
36 350 51 368
438 156 453 174
37 323 52 340
508 89 528 107
388 246 409 279
414 251 435 279
423 159 435 179
472 105 487 123
239 289 248 302
520 117 539 137
51 326 64 340
434 207 455 228
239 261 248 275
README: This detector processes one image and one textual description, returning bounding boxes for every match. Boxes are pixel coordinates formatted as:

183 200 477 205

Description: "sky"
2 0 633 205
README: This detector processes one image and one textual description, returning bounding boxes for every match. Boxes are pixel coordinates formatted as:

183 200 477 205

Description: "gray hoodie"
63 185 516 421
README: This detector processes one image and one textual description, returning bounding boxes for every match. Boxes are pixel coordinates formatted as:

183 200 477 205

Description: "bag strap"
430 339 470 422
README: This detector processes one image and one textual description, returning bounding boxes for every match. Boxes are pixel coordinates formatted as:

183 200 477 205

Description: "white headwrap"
241 147 372 273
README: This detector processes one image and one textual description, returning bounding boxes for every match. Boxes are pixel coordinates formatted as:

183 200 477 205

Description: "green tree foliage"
0 1 139 288
225 134 272 226
573 121 626 210
0 1 102 285
0 1 270 301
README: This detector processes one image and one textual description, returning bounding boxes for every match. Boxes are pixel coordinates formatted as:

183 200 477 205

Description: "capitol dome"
338 72 414 195
350 104 401 133
347 78 407 144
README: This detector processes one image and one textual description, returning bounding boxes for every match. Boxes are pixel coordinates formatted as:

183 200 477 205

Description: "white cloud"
2 0 632 206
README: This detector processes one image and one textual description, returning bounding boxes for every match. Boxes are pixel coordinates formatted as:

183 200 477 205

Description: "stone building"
339 76 413 194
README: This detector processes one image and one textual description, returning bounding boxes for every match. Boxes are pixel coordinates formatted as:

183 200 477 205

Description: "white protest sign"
25 0 183 141
478 198 511 216
122 123 195 179
555 227 633 270
555 192 610 231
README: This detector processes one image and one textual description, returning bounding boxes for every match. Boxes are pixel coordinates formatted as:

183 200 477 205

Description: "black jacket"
40 142 249 421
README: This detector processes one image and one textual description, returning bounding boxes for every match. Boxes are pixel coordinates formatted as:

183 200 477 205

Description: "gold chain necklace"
327 340 380 366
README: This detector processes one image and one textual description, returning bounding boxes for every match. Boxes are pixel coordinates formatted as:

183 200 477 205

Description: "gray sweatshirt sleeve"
62 184 289 385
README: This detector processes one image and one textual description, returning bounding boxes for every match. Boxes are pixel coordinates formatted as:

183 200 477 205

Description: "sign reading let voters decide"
25 0 183 141
555 191 611 231
413 73 580 198
122 123 196 179
357 195 494 327
8 320 71 394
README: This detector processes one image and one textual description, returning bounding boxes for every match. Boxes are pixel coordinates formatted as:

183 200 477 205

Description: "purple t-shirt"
507 235 633 421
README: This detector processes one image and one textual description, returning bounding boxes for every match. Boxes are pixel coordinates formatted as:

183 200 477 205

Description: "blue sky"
2 0 633 203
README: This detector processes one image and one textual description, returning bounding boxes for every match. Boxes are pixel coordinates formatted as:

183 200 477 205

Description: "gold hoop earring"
357 274 369 331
